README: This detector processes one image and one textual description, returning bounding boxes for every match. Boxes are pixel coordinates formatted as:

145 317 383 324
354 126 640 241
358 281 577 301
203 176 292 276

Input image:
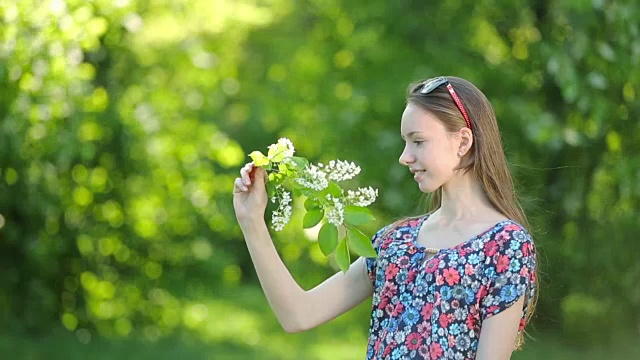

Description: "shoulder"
377 215 425 237
485 221 536 259
372 215 426 244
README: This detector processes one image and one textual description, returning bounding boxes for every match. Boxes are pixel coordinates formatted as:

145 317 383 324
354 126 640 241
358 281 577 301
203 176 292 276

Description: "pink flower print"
407 269 417 283
397 255 411 268
429 342 443 359
443 268 461 286
382 281 397 297
465 263 475 276
385 304 395 316
406 332 423 350
438 313 452 328
417 321 432 337
477 285 488 301
466 312 476 330
504 223 521 231
496 254 510 273
385 264 399 279
522 241 532 256
448 334 456 348
495 230 511 244
378 295 389 310
421 303 434 319
425 258 440 273
485 240 499 257
418 345 429 358
391 302 404 317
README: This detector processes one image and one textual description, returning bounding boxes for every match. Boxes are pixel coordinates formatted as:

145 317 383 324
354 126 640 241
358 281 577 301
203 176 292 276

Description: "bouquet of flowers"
249 138 378 272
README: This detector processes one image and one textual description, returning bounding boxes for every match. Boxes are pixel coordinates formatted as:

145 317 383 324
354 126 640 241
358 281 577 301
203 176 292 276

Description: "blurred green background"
1 0 639 359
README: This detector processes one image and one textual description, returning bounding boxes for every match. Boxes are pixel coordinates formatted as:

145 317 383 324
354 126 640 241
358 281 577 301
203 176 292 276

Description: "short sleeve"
365 225 391 287
480 223 537 329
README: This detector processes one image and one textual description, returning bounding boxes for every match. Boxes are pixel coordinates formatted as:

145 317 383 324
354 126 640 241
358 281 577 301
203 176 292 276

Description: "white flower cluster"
271 186 292 231
267 138 295 160
293 164 329 191
346 186 379 207
318 160 361 182
325 194 345 226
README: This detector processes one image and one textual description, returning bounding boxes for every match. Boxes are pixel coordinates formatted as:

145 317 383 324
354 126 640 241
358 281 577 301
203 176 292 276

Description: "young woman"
233 76 538 360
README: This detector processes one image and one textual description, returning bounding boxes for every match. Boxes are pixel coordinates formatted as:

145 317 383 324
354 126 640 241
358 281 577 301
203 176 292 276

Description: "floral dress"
365 214 537 360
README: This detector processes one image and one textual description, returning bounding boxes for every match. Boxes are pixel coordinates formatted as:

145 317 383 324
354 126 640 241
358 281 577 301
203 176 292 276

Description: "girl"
233 76 537 360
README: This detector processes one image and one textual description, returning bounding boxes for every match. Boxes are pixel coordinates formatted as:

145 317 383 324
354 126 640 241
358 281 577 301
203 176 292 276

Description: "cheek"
421 143 455 167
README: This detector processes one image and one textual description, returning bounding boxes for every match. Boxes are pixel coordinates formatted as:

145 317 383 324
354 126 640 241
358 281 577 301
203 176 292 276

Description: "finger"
253 166 267 184
233 178 248 193
240 168 252 186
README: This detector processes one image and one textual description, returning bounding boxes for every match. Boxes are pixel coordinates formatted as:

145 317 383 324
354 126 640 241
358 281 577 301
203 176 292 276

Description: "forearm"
240 219 308 332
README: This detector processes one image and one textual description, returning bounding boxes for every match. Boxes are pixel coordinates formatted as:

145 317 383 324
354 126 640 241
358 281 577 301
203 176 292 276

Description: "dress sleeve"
365 225 391 287
480 223 537 330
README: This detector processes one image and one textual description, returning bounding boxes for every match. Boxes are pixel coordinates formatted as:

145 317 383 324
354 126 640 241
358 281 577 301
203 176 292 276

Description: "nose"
398 145 414 166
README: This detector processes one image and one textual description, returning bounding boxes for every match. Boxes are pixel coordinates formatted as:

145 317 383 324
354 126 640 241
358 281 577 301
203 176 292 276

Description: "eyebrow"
401 131 425 140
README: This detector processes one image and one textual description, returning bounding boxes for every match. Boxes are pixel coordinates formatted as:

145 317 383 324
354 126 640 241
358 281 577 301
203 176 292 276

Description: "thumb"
252 166 267 184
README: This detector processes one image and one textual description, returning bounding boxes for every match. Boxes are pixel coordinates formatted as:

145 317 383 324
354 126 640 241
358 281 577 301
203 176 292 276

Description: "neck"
434 171 496 221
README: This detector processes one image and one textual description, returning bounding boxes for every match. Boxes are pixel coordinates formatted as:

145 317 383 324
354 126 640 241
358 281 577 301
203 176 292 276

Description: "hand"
233 162 268 225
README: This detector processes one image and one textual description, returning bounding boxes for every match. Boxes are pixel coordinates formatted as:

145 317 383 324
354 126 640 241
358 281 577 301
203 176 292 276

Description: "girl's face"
399 103 464 193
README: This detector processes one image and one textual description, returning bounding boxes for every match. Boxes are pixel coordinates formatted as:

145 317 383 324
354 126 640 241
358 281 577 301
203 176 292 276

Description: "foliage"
0 0 639 349
249 138 378 271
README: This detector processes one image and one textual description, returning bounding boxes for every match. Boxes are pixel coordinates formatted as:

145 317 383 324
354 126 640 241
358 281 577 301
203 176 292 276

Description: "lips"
412 170 425 181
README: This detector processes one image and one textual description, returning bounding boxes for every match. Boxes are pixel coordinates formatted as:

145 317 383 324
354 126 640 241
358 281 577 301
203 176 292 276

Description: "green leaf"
335 237 350 273
348 227 377 258
304 197 320 211
289 156 308 169
268 172 285 185
327 181 342 197
318 222 338 256
303 208 324 228
266 181 277 198
344 206 376 226
299 188 314 197
249 151 269 167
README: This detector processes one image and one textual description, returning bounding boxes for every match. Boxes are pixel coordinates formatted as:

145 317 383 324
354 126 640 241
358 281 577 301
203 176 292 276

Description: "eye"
413 140 424 146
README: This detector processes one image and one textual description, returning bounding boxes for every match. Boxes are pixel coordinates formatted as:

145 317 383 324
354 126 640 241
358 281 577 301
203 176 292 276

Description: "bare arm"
475 295 526 360
240 220 373 332
234 162 374 333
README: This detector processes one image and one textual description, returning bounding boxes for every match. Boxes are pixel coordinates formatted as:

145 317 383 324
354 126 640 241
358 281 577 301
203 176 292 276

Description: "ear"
456 127 473 157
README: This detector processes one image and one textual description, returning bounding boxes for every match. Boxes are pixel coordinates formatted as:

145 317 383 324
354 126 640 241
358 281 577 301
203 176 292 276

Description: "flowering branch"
248 138 379 272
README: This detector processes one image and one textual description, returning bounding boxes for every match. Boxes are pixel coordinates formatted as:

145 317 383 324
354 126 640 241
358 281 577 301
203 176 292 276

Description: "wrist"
239 217 268 233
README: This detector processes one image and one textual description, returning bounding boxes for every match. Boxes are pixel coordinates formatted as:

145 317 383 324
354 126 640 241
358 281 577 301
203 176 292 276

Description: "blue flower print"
397 270 408 283
449 323 462 335
392 346 404 359
465 288 475 303
400 292 412 304
500 284 518 302
513 230 527 242
509 259 520 273
441 286 452 300
402 307 420 326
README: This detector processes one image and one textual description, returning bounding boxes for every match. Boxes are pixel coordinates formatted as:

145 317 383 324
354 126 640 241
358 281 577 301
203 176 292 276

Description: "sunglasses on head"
419 77 472 131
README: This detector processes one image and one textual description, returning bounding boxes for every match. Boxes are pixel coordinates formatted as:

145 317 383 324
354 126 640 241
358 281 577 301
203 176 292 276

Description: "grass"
3 287 639 359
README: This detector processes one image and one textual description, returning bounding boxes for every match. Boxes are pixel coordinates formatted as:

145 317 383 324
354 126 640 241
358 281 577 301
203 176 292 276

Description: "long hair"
400 76 537 349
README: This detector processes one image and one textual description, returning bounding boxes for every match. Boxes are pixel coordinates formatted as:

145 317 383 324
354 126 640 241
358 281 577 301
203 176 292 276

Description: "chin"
417 182 439 194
